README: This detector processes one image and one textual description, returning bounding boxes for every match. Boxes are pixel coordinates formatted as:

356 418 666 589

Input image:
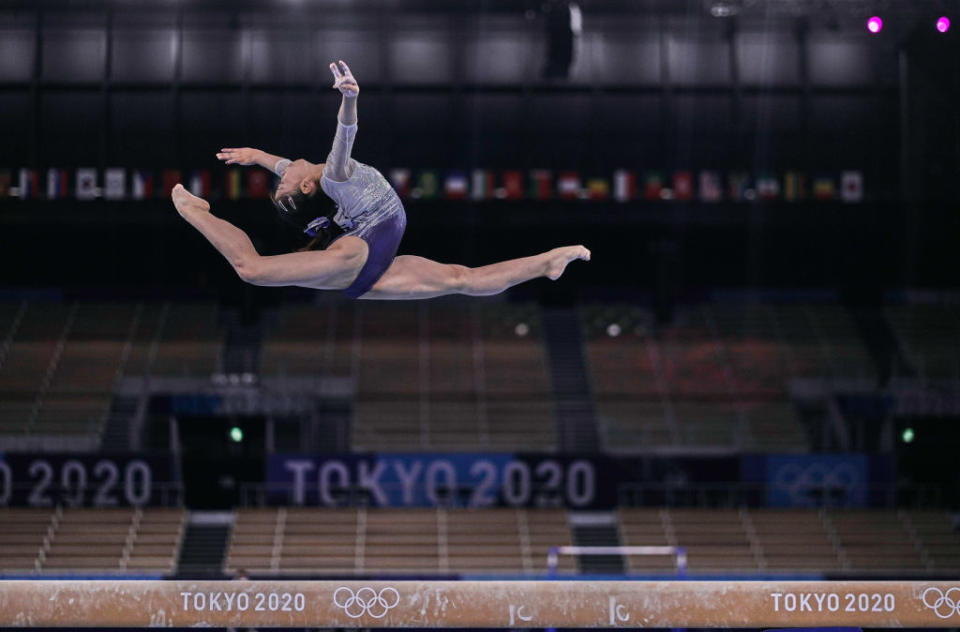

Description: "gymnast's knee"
235 258 267 286
448 264 473 294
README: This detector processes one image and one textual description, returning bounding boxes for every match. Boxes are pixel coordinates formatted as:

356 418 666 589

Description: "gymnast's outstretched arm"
216 147 291 177
323 60 359 183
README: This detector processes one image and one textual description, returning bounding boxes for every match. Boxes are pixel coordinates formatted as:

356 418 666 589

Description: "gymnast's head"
275 158 325 199
271 175 338 251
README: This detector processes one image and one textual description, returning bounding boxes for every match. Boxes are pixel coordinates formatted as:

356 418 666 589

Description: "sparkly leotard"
279 120 406 298
321 155 406 298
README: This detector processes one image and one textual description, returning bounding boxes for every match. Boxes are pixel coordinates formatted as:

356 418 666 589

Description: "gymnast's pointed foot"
546 245 591 281
171 183 210 218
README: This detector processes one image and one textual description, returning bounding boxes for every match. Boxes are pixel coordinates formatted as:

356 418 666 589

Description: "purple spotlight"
936 17 951 33
867 16 883 34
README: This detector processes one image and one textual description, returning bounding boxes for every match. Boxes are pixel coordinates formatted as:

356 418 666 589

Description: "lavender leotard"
322 161 406 298
315 120 407 298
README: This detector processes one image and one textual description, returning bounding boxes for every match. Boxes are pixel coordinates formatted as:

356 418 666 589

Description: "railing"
546 545 687 578
616 481 944 509
238 480 941 509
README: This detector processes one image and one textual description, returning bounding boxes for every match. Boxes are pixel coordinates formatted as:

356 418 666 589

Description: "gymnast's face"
276 159 324 198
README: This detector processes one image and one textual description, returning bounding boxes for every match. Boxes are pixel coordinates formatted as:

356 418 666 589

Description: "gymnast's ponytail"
271 190 342 251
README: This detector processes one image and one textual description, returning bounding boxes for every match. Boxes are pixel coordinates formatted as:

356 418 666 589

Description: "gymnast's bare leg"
363 247 590 300
171 184 589 298
172 184 368 290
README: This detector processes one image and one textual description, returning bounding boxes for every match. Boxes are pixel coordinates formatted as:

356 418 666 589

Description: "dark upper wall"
0 4 903 191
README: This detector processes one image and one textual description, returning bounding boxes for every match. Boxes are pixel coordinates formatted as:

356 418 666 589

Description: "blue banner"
267 453 895 509
267 453 613 509
741 454 876 508
0 453 176 507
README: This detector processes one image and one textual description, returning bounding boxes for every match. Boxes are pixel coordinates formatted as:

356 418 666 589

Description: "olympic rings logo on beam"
921 587 960 619
333 586 400 619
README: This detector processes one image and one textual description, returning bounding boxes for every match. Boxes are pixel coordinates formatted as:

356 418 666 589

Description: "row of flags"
389 169 865 203
2 168 273 201
0 167 866 203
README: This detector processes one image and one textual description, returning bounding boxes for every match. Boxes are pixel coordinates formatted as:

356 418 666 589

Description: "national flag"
389 169 411 198
783 171 806 202
225 168 242 200
247 170 269 199
76 168 98 200
105 168 126 200
756 173 780 201
558 171 581 200
415 170 439 199
162 169 182 197
812 175 836 201
529 169 553 200
728 172 751 201
18 169 38 199
46 168 69 199
841 170 863 203
613 169 636 203
444 171 468 200
189 169 211 197
131 170 154 200
0 169 10 197
471 170 494 201
672 171 693 201
502 171 524 200
698 171 722 202
587 177 610 200
643 171 663 201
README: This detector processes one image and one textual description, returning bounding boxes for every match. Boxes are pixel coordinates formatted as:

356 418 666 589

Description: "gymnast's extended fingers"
338 60 353 78
329 62 343 84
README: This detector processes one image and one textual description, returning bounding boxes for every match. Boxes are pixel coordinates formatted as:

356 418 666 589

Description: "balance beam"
0 580 957 627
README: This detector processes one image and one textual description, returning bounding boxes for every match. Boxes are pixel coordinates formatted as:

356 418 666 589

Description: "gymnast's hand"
216 147 262 166
330 60 359 98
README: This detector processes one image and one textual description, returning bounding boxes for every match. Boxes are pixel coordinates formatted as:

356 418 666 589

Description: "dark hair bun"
271 191 337 233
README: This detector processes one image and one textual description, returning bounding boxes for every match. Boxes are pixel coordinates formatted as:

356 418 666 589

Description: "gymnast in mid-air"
171 60 590 300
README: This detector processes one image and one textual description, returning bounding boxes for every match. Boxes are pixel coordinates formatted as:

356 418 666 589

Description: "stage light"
514 322 530 337
936 17 950 33
606 323 622 337
709 0 743 18
229 426 244 443
867 16 883 34
901 427 914 443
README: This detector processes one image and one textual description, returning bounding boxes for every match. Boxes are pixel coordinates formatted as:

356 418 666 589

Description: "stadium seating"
1 505 956 577
346 301 555 452
0 300 223 440
619 508 960 575
4 297 945 453
748 508 841 571
908 510 960 570
0 508 52 572
584 303 812 453
885 304 960 380
226 507 575 575
148 303 223 377
0 508 184 574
